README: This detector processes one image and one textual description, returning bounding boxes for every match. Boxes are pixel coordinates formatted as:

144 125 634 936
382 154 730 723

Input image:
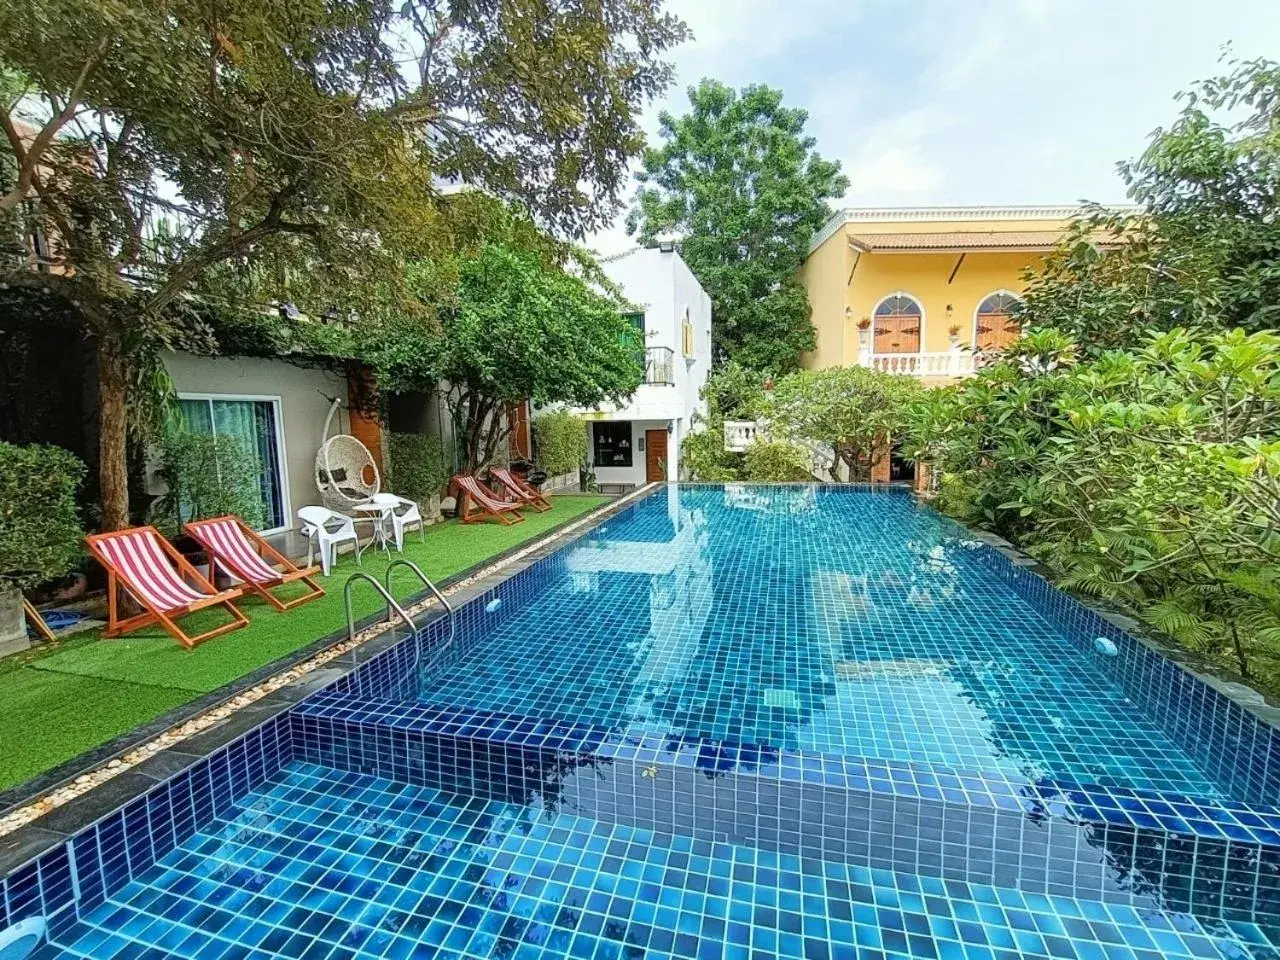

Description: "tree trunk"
98 334 132 531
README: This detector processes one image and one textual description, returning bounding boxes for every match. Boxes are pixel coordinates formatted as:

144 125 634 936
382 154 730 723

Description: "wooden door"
645 429 668 482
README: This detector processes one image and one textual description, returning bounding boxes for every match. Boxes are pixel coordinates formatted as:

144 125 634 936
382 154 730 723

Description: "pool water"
29 486 1280 959
419 486 1219 797
48 763 1277 960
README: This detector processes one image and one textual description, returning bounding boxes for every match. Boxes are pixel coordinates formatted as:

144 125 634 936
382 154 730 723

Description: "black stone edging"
916 493 1280 730
0 491 636 822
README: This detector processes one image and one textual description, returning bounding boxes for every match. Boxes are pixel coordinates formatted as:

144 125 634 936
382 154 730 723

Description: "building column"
668 419 681 482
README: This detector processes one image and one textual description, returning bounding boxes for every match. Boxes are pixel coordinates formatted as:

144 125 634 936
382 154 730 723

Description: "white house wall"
580 247 712 485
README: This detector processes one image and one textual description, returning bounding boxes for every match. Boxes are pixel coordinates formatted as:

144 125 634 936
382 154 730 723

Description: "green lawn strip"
0 671 193 791
28 495 610 695
0 495 609 793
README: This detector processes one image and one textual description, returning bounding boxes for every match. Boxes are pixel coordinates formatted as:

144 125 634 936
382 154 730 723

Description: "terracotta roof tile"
848 230 1068 252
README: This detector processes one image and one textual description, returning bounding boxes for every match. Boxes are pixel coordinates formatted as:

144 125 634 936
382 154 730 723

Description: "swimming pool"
11 485 1280 958
415 486 1217 796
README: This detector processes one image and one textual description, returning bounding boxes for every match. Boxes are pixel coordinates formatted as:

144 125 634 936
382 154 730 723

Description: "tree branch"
0 38 108 212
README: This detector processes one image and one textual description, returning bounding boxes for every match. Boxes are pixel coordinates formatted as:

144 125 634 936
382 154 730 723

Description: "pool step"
295 695 1280 933
40 762 1280 960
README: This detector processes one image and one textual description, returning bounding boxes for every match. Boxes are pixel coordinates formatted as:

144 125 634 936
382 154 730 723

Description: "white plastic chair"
369 493 425 552
297 506 363 576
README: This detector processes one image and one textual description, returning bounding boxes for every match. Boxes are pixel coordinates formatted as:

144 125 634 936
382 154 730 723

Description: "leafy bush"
532 410 587 476
682 419 743 481
767 366 920 482
682 362 773 481
744 441 811 482
387 432 449 504
151 432 265 535
905 326 1280 688
0 443 85 589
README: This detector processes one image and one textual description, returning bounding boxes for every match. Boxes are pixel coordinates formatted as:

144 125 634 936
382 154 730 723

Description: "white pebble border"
0 485 655 840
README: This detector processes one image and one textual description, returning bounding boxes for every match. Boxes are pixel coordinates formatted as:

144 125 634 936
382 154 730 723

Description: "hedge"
532 410 587 476
0 442 86 589
387 432 449 504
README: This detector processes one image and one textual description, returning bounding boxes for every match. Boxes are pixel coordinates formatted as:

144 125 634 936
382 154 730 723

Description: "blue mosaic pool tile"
961 536 1280 807
326 487 1272 802
0 710 294 942
293 691 1280 928
38 762 1280 960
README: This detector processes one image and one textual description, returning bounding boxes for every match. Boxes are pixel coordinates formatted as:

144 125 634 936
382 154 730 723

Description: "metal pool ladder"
384 559 456 647
343 572 419 642
341 562 457 681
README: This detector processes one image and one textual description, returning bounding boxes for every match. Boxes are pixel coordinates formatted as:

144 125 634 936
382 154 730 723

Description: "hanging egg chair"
315 398 380 511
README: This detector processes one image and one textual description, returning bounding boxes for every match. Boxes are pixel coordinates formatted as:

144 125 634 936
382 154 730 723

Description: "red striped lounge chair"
185 515 324 612
488 467 552 512
85 526 249 648
452 475 526 525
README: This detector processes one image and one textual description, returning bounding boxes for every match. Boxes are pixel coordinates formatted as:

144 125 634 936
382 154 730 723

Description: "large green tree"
767 366 919 482
906 327 1280 685
627 80 847 373
1022 57 1280 352
415 241 645 471
0 0 686 529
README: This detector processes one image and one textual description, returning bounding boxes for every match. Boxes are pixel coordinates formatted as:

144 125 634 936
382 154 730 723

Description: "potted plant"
0 442 86 655
150 432 266 576
948 323 962 346
857 317 872 344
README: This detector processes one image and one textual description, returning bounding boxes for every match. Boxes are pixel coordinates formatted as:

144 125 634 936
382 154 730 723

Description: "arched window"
974 291 1024 351
873 293 923 355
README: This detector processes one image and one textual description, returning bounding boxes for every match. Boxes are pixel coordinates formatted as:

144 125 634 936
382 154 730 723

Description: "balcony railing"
724 419 761 452
860 349 976 377
645 345 675 386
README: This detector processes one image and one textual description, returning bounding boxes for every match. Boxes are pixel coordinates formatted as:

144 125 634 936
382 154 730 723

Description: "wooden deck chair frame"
489 467 552 512
185 515 325 612
85 527 249 649
453 475 526 525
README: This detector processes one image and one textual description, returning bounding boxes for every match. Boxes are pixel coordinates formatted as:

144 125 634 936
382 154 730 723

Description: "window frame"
592 420 633 468
870 291 925 356
176 392 292 534
972 290 1024 352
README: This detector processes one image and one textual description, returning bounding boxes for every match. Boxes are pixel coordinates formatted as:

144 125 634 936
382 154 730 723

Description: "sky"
587 0 1280 256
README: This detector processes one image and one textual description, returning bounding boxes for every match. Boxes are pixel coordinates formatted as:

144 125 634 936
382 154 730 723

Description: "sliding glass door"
177 395 288 531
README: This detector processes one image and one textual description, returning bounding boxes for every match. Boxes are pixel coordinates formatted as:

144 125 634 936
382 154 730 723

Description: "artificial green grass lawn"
0 495 609 792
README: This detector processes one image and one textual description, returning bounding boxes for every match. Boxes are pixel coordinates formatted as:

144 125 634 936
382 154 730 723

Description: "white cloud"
584 0 1280 249
846 146 944 199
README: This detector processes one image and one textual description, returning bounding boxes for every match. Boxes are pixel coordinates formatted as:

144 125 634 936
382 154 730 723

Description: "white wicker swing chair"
315 397 380 512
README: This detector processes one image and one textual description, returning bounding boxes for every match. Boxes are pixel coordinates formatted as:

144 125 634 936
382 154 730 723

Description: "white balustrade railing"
861 349 976 377
724 420 760 452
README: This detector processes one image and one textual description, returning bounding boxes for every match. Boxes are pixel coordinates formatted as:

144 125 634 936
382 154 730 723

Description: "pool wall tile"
0 711 294 939
290 695 1280 928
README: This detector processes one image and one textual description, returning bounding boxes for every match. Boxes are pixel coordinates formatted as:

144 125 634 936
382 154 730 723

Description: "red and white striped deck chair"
452 475 525 525
488 467 552 513
85 526 249 648
185 516 324 612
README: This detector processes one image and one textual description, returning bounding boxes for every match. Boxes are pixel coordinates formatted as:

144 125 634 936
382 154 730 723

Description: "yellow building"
799 205 1088 380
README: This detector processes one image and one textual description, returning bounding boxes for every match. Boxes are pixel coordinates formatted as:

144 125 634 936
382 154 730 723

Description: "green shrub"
532 410 587 475
744 440 812 482
387 432 449 504
904 326 1280 688
0 443 86 589
151 432 265 535
682 418 744 481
